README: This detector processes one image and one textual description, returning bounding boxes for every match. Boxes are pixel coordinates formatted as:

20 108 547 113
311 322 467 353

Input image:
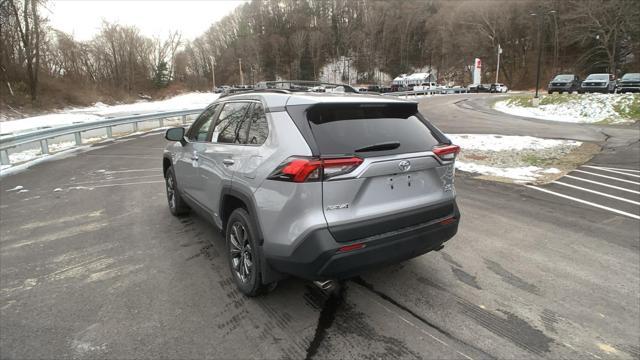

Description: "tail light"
432 144 460 161
268 156 363 183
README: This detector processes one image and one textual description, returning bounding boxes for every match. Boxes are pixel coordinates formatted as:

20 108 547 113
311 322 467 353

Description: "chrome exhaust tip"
313 280 334 291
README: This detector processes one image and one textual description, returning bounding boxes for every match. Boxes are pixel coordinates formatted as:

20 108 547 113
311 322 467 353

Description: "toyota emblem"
398 160 411 172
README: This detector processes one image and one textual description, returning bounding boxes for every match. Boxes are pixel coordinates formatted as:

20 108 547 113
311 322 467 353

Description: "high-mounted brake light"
432 144 460 161
269 156 363 183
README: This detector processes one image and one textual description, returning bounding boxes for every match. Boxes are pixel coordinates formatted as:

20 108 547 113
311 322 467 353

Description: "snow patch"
6 185 24 192
456 162 543 181
448 134 579 182
448 134 581 151
494 93 638 123
0 92 218 135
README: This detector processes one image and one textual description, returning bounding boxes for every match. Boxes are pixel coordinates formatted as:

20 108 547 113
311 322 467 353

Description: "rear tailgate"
304 102 457 243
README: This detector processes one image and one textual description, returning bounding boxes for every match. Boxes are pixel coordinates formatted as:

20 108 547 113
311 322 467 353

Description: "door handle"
222 159 235 166
191 151 199 161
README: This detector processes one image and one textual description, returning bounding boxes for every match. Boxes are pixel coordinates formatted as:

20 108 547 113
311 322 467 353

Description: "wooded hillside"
1 0 639 113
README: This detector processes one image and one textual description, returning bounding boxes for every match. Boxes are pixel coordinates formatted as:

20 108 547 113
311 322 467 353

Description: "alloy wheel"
229 222 253 283
166 175 176 210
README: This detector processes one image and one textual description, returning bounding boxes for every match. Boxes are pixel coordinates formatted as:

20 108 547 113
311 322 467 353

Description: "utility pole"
238 58 244 86
532 8 555 100
210 56 216 91
534 12 542 99
495 44 502 84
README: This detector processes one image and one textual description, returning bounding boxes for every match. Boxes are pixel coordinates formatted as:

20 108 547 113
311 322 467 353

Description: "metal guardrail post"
132 122 139 132
182 115 187 125
74 132 82 145
0 150 10 166
106 126 113 138
159 118 164 128
40 139 49 155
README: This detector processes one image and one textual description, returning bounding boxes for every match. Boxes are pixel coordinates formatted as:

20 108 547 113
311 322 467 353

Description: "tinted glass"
553 75 573 81
246 104 269 145
586 74 608 80
307 103 439 157
188 105 218 142
212 102 251 144
622 73 640 81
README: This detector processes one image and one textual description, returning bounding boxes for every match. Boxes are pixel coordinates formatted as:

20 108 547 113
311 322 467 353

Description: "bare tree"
8 0 41 100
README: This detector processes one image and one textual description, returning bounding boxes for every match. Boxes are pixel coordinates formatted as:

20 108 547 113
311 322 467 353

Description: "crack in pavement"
352 276 494 359
304 282 347 360
303 276 494 359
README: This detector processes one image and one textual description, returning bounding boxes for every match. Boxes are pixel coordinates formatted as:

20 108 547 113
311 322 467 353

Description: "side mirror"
165 127 185 144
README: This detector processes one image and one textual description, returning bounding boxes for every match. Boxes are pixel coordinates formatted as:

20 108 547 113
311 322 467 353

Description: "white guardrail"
383 87 469 97
0 108 204 166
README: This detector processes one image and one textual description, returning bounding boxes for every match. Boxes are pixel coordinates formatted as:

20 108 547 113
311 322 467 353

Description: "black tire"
548 90 553 94
165 166 190 216
226 208 269 297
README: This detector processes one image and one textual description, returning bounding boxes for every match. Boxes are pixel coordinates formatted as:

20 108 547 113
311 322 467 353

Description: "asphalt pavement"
1 94 638 359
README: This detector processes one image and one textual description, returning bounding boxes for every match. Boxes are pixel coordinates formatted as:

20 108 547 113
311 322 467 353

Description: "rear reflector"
439 217 457 225
433 144 460 161
337 243 366 253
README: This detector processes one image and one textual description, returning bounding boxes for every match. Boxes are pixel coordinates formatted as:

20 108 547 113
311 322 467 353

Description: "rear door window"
246 103 269 145
306 103 441 157
212 102 252 144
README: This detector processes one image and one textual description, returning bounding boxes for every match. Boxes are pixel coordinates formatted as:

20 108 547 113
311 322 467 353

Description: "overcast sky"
46 0 247 41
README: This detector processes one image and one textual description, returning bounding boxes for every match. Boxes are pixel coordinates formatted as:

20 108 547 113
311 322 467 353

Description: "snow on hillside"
0 92 219 136
494 93 639 124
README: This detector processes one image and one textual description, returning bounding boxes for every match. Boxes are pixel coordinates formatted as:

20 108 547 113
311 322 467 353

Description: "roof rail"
218 88 291 98
255 80 358 93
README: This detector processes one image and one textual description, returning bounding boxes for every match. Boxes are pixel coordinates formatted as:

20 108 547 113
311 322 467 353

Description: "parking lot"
1 94 638 359
529 165 639 220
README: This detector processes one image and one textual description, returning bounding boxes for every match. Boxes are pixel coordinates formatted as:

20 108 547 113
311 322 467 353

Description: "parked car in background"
580 73 616 93
489 83 508 93
162 84 460 296
468 84 491 93
615 73 640 93
367 85 381 92
214 85 231 93
547 74 580 94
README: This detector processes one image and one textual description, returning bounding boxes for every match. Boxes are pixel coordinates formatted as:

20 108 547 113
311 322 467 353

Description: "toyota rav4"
162 83 460 296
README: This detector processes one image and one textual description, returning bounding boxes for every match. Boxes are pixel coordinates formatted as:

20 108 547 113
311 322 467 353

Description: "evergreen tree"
153 61 169 88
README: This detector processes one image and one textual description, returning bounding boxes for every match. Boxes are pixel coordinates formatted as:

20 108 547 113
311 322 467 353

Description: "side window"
187 105 218 142
247 103 269 145
212 102 251 144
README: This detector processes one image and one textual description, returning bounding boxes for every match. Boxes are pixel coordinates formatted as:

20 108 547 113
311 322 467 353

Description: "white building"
391 72 435 87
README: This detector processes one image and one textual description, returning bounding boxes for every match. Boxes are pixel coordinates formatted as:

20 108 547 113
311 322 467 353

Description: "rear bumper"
548 85 572 91
581 86 609 93
266 202 460 280
617 86 640 92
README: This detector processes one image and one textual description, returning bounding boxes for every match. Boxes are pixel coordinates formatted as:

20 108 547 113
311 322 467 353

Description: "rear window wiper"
354 141 400 152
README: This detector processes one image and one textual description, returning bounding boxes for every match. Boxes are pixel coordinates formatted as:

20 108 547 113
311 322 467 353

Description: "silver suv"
163 86 460 296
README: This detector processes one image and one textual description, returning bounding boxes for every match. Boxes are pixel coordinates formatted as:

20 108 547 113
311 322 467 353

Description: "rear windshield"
306 103 442 157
